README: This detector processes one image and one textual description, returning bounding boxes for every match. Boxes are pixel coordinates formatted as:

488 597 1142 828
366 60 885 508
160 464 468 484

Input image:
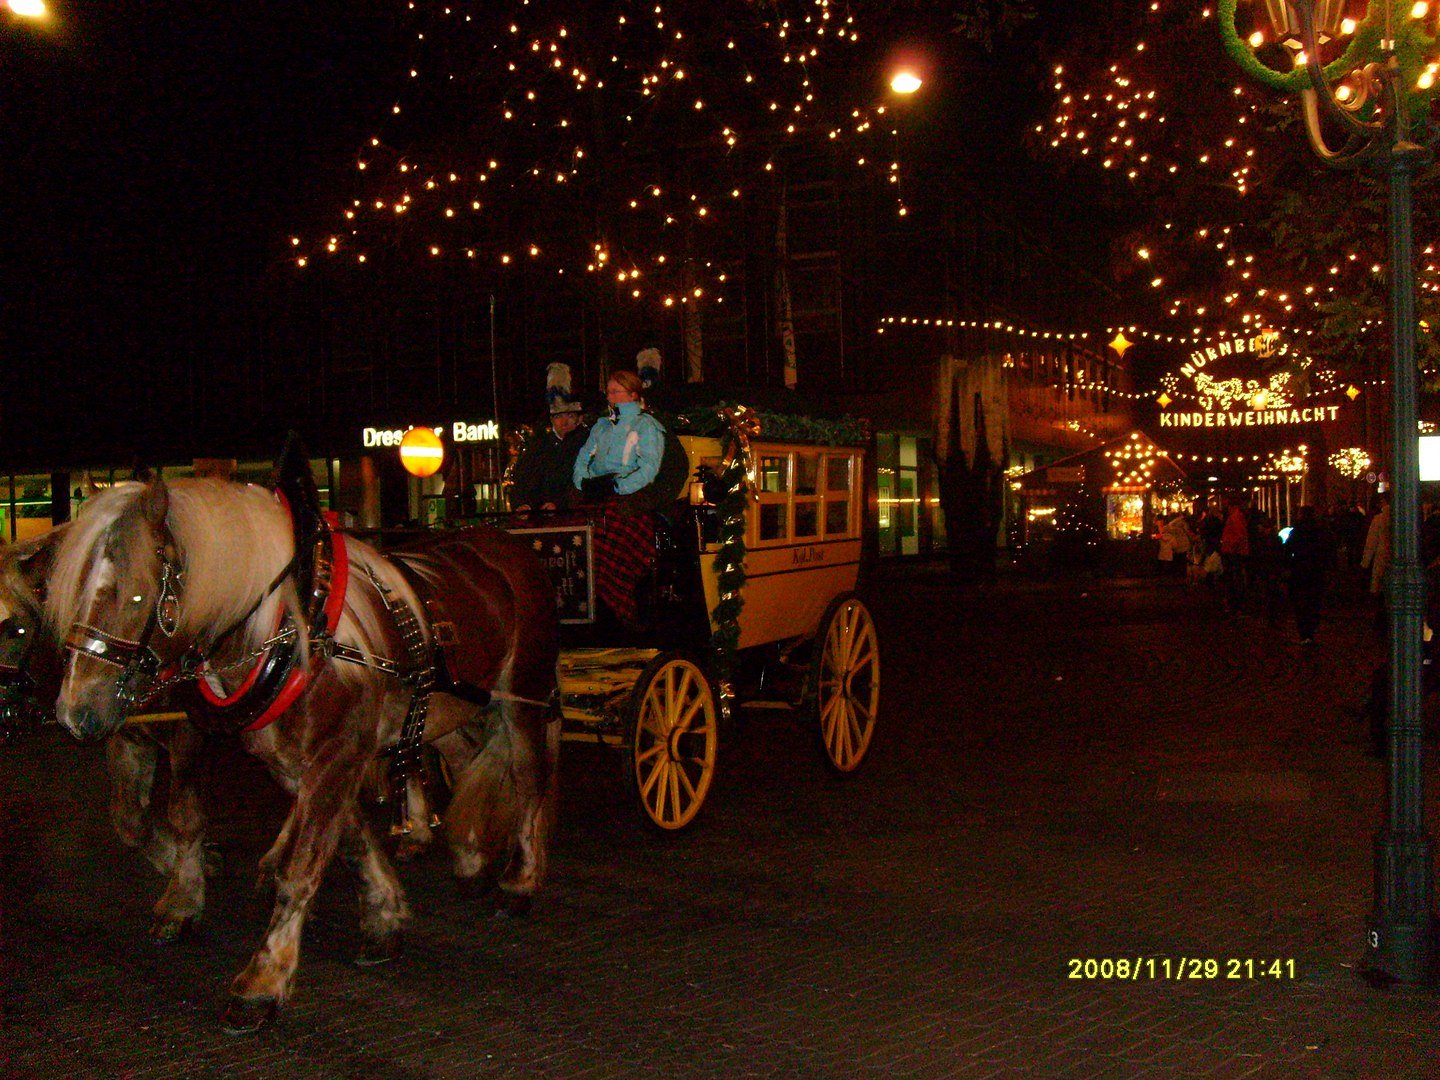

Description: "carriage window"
795 454 819 496
758 456 789 494
825 500 850 535
794 502 818 538
826 456 852 494
759 502 788 541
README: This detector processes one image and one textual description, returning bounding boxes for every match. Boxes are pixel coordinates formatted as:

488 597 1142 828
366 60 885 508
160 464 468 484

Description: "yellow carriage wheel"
811 594 880 775
625 653 719 831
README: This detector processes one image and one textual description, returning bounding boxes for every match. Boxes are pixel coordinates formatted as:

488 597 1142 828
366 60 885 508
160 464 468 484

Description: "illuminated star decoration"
1109 331 1133 358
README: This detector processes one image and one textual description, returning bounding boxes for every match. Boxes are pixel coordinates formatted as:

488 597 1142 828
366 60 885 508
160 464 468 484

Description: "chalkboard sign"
509 524 595 623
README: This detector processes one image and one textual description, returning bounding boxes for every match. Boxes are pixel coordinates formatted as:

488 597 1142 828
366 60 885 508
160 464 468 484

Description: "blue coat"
572 401 666 496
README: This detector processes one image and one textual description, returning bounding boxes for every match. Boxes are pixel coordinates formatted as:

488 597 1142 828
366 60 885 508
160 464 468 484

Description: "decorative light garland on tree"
1329 447 1372 480
289 0 913 312
1037 0 1440 355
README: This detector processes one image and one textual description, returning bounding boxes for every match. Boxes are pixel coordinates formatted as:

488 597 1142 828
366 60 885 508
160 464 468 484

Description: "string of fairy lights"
1035 0 1440 340
874 315 1390 405
881 313 1392 482
289 0 915 311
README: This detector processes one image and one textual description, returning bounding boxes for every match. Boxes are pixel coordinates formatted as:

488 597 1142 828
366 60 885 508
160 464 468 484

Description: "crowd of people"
1155 492 1397 645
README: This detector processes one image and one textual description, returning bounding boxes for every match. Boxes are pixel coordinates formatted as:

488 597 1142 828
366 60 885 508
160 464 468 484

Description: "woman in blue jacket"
573 369 666 501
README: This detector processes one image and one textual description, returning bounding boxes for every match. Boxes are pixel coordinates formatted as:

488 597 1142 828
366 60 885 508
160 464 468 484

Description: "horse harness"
61 494 556 834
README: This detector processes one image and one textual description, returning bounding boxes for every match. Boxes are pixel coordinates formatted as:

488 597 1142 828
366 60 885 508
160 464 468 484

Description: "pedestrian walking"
1285 504 1334 644
1250 508 1284 623
1160 511 1196 579
1361 493 1391 597
1219 492 1251 611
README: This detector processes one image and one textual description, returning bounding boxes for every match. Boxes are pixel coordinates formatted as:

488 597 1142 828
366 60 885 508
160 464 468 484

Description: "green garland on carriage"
662 403 868 655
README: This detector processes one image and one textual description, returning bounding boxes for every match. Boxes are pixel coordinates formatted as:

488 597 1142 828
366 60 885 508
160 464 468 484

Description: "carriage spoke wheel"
812 595 880 775
626 653 718 831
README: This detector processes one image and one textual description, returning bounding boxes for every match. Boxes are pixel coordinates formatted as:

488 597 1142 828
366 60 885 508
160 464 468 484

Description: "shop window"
1106 493 1146 539
876 435 898 556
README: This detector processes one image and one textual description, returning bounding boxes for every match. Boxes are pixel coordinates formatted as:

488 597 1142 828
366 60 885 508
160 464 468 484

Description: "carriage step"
742 700 798 711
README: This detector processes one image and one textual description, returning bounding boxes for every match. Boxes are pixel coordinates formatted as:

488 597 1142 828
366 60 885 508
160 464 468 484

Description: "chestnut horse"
45 478 560 1032
0 527 216 942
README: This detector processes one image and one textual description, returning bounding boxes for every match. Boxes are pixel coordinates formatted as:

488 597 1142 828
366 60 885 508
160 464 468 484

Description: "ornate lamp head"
1262 0 1349 48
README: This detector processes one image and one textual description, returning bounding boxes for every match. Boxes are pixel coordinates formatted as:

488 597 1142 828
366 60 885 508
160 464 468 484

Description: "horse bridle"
61 515 323 715
63 546 185 710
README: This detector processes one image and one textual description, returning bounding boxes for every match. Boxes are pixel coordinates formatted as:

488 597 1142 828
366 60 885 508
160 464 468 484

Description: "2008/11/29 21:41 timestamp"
1067 957 1298 981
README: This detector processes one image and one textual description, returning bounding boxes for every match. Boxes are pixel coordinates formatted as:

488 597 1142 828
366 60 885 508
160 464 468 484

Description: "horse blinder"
63 546 184 709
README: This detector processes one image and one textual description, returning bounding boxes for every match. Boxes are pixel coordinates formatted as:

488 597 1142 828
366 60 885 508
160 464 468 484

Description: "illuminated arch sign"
1159 404 1341 429
1157 331 1344 429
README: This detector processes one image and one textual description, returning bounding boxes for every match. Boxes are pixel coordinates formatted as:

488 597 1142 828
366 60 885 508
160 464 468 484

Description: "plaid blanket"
590 509 657 624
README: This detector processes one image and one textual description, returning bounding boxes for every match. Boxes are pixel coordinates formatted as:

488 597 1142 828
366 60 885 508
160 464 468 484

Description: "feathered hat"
636 348 661 390
545 363 583 415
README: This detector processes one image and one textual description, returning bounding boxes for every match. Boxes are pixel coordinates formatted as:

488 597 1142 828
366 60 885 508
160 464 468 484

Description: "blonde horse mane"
44 478 416 684
45 480 298 650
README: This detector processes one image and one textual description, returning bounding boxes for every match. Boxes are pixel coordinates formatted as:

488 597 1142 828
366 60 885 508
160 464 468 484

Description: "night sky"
1 2 1096 467
3 3 401 461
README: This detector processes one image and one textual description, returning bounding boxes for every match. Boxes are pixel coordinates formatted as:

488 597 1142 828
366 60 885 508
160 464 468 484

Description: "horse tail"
406 527 559 907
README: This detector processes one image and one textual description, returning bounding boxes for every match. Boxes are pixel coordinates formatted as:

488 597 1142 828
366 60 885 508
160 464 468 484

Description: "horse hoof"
149 916 194 945
355 932 403 967
493 892 532 918
220 996 278 1036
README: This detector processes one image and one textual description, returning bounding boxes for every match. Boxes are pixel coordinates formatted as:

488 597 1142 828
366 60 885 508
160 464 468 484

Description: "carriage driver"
511 363 590 512
572 368 667 505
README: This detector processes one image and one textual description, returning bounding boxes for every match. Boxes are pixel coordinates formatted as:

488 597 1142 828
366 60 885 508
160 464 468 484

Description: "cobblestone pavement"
4 561 1440 1078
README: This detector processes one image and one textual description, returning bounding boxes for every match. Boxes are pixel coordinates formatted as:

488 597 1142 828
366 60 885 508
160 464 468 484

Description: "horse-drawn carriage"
515 405 881 829
0 402 879 1028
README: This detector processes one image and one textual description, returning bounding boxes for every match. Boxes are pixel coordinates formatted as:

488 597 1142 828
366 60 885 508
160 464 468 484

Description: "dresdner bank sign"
362 420 501 448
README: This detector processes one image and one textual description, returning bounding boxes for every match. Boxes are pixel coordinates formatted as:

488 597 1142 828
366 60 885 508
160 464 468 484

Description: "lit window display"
1106 492 1147 539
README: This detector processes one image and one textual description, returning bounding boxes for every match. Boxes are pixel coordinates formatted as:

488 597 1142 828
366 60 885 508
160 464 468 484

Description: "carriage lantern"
1222 0 1440 985
399 426 445 478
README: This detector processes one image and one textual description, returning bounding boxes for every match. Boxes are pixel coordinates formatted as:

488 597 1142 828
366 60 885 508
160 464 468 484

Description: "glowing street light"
889 70 923 95
7 0 48 17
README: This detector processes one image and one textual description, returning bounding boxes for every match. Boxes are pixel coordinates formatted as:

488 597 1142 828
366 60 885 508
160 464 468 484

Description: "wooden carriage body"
547 432 877 831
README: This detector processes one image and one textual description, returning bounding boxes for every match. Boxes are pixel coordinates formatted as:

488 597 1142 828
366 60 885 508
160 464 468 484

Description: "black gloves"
581 474 618 499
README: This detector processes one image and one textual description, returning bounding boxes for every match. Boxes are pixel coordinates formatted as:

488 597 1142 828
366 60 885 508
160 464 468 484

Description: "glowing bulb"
890 71 922 94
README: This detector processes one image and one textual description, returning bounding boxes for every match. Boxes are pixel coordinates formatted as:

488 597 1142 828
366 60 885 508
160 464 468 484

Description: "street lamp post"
1221 0 1438 984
